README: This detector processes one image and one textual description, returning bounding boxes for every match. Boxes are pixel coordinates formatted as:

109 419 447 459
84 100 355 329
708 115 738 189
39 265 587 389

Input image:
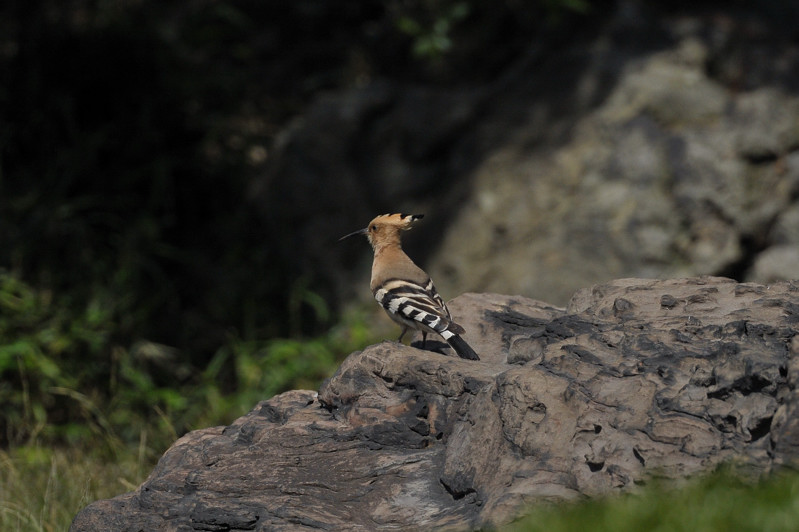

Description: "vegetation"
507 469 799 532
0 268 376 451
1 445 146 531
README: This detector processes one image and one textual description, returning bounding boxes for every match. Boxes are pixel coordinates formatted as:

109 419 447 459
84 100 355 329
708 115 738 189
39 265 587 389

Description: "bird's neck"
373 241 406 264
370 242 418 291
371 233 403 255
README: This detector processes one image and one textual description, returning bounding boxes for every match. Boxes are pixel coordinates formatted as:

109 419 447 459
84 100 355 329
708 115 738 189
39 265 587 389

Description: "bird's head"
339 213 424 249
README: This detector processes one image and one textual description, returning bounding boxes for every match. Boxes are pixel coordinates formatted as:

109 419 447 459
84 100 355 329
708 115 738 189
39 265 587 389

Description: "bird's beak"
338 227 367 241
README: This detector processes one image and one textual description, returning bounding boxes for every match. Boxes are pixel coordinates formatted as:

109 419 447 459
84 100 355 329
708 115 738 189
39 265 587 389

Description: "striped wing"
373 278 464 337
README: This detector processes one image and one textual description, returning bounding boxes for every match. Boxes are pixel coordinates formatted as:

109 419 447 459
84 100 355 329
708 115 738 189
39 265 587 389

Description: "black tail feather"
447 335 480 360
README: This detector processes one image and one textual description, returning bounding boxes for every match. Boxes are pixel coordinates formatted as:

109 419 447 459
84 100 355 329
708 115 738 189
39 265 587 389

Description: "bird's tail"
447 335 480 360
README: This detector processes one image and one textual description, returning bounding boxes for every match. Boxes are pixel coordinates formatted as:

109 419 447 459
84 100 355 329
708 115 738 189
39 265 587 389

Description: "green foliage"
398 2 471 58
0 271 115 446
156 307 376 439
395 0 591 60
194 310 374 424
507 469 799 532
0 270 373 454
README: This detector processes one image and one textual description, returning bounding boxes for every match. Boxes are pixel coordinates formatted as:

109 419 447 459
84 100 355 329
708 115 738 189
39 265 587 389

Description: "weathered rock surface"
72 278 799 531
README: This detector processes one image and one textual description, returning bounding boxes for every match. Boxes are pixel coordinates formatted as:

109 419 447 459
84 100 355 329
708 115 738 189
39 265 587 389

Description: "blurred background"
1 0 799 528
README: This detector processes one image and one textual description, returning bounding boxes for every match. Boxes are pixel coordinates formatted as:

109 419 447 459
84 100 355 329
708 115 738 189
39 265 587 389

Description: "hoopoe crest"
340 213 479 360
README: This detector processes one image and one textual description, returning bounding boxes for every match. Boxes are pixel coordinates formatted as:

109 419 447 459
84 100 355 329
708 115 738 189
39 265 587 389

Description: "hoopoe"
340 213 479 360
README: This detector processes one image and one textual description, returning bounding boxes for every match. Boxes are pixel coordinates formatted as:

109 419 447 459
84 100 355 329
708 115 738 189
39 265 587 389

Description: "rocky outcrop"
72 277 799 531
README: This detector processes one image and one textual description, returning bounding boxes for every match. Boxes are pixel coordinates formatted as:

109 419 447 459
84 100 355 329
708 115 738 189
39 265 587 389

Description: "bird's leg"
397 327 408 343
421 331 427 350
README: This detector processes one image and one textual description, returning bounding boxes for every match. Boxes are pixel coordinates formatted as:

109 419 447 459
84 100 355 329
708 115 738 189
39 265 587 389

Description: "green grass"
0 444 151 532
506 469 799 532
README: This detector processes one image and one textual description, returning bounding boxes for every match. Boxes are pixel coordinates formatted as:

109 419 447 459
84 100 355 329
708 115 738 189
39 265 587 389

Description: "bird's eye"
371 225 377 231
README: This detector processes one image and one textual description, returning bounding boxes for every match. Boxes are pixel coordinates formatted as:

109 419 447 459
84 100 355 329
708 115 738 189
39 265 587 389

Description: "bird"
340 213 479 360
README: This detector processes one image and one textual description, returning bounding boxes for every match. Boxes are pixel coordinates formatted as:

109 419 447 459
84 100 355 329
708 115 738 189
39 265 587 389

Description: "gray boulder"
71 277 799 531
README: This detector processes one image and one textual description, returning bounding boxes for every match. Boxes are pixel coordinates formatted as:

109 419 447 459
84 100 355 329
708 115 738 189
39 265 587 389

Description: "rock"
748 245 799 282
772 200 799 245
72 278 799 531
